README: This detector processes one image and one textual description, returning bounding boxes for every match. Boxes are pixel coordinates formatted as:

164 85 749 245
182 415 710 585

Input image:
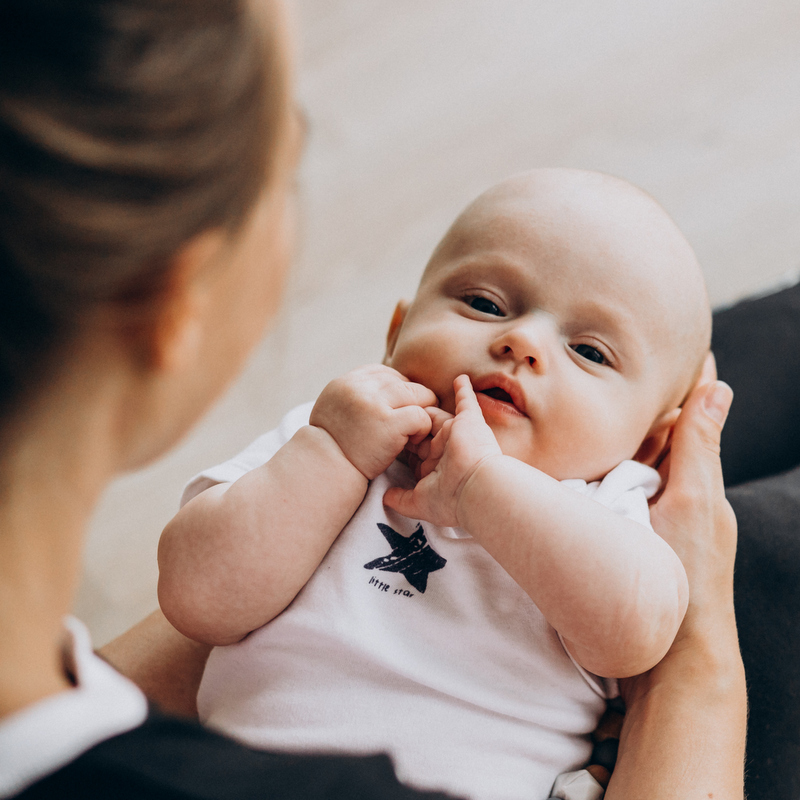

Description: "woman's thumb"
701 381 734 427
668 380 733 487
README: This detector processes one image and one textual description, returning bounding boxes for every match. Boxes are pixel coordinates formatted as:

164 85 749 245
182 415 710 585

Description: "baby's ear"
634 407 682 468
384 300 409 362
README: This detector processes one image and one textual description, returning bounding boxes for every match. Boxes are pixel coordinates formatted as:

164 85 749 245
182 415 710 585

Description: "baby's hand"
310 365 438 480
400 406 452 480
384 375 502 527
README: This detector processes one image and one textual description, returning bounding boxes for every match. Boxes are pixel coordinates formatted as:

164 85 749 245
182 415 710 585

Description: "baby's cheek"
388 343 449 393
570 419 645 479
529 423 628 482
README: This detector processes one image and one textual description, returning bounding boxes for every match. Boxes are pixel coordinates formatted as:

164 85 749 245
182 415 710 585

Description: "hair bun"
0 0 284 415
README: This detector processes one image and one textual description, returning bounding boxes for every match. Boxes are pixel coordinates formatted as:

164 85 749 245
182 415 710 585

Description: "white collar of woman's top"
0 616 148 797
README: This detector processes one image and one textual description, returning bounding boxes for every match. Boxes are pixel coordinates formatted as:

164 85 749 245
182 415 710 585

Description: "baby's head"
384 168 711 482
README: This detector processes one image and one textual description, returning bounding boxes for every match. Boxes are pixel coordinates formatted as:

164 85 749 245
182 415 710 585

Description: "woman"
0 0 745 798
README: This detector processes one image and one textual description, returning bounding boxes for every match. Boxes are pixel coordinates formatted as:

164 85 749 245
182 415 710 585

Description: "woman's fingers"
698 350 718 385
661 380 732 499
650 380 736 615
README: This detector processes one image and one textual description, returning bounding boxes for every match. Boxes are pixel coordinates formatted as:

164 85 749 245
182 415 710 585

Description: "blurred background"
77 0 800 644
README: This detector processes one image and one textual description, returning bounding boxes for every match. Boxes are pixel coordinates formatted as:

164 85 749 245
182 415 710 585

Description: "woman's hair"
0 0 285 414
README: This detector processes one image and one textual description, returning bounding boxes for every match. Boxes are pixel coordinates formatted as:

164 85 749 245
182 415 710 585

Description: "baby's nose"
491 316 552 370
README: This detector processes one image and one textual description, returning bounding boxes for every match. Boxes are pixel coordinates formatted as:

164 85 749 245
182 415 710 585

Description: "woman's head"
0 0 296 453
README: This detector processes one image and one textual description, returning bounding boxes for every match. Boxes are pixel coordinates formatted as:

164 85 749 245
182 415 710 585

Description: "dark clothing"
18 709 452 800
729 469 800 799
714 283 800 800
715 285 800 488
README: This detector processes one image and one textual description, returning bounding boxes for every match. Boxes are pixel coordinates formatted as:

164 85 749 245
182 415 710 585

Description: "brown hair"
0 0 286 414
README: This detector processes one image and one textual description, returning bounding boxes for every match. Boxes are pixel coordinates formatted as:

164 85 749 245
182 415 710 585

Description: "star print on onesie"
364 523 447 592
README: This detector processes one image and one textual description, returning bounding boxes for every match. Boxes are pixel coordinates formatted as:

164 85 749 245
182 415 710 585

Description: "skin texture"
384 169 711 482
0 0 301 721
158 170 709 677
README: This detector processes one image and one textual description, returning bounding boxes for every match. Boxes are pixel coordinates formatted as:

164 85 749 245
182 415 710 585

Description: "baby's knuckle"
327 375 353 399
412 404 429 422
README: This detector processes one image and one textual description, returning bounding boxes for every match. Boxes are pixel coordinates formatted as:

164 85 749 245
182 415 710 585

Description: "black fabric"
728 470 800 800
18 708 455 799
713 283 800 487
714 283 800 800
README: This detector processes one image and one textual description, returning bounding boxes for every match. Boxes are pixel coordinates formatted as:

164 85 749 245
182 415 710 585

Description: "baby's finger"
426 406 453 438
390 377 438 411
429 418 454 463
405 451 422 480
407 436 432 464
452 374 482 417
393 404 434 444
383 486 422 520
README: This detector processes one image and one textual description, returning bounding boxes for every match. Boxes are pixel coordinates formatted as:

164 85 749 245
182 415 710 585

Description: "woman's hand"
642 374 740 683
606 371 746 800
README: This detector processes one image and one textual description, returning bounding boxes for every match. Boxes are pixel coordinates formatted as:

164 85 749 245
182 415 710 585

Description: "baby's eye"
466 296 504 316
571 343 606 365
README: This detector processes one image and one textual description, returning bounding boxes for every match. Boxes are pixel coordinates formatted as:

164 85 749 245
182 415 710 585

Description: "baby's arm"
159 365 436 646
385 375 688 679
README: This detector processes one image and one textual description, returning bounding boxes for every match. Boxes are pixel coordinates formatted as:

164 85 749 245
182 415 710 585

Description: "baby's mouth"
475 386 526 417
478 387 514 404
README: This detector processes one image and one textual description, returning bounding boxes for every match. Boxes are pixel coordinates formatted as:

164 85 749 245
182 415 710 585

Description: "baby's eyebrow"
569 299 643 363
438 256 531 288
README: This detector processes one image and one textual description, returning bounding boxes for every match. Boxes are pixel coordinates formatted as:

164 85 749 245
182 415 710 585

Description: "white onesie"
183 402 660 800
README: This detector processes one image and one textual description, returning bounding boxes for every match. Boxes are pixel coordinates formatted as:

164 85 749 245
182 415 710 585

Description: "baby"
158 169 711 800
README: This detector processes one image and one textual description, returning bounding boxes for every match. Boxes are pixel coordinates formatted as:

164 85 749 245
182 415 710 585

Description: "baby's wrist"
297 424 369 487
454 453 509 530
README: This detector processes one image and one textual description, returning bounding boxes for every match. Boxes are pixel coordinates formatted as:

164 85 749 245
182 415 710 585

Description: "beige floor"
77 0 800 645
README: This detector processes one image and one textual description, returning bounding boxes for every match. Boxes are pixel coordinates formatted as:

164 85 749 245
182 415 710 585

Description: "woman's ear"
634 407 682 467
384 300 409 362
136 229 225 373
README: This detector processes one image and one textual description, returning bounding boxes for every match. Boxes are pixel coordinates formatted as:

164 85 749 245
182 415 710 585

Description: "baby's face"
385 170 710 482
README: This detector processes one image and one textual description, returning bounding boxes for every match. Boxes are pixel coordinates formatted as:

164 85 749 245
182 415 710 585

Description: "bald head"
423 169 711 407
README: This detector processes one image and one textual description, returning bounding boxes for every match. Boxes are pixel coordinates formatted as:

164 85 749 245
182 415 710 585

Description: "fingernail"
703 381 733 425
